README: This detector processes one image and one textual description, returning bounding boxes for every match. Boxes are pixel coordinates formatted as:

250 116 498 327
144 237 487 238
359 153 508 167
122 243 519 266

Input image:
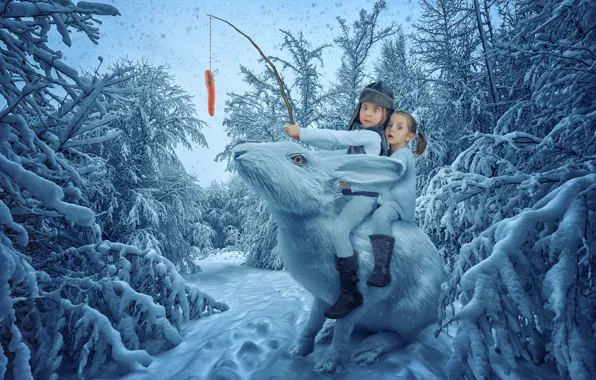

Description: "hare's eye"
290 154 306 166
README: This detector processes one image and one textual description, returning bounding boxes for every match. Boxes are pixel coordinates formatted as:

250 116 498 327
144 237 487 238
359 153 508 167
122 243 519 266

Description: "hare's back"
353 218 436 251
352 218 444 273
392 221 439 255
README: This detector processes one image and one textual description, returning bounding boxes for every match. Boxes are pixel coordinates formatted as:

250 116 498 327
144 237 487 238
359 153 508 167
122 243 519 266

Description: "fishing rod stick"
207 14 295 124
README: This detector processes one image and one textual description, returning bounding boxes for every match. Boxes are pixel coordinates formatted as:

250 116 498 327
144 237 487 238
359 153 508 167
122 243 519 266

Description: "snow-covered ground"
103 252 559 380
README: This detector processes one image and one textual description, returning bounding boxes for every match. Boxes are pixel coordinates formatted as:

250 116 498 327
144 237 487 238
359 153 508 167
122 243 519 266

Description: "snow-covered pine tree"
240 188 284 270
213 65 289 269
270 30 332 130
217 29 330 164
217 30 333 270
411 0 496 168
202 179 243 252
472 0 498 104
82 60 208 274
374 29 430 115
421 0 596 378
216 64 290 167
0 1 134 261
327 0 397 129
373 30 445 195
432 131 595 379
0 2 227 378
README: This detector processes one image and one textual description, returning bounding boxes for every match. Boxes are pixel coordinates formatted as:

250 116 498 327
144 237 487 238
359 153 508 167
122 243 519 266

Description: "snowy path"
110 254 558 380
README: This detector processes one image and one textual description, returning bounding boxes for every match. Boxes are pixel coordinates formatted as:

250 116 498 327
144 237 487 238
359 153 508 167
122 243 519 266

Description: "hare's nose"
234 150 247 159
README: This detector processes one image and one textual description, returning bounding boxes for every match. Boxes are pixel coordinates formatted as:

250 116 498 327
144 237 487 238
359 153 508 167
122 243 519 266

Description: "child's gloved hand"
284 124 301 140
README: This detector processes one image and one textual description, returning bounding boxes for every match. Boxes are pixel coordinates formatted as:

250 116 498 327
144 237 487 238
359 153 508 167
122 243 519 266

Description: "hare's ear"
327 154 406 188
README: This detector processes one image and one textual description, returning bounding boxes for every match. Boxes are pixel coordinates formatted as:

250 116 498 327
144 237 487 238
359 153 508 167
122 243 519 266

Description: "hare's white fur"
234 141 447 373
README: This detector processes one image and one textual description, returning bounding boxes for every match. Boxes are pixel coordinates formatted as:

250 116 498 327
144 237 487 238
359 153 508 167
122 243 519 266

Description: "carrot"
204 70 215 116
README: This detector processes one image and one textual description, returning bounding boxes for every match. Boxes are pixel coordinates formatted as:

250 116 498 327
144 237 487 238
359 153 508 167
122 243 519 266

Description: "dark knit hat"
347 81 395 131
358 81 395 110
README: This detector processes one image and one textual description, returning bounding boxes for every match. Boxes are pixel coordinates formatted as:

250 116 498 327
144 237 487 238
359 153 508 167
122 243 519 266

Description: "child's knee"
332 222 351 241
372 208 391 224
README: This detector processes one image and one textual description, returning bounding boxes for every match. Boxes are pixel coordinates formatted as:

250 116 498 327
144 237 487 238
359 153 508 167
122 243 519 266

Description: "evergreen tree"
417 0 596 377
217 31 332 269
374 29 429 113
327 0 398 129
373 30 442 194
271 30 332 129
217 30 331 166
216 65 289 168
0 2 226 378
86 61 208 273
202 179 244 251
412 0 495 164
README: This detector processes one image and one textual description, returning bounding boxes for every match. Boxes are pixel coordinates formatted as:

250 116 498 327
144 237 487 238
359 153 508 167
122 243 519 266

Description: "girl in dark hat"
284 81 394 319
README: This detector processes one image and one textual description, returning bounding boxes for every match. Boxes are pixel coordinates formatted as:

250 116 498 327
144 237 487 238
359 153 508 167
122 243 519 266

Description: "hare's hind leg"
349 332 403 365
287 297 329 357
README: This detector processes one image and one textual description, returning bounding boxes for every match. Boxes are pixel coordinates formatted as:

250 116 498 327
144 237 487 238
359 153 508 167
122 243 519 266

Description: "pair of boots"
324 234 395 320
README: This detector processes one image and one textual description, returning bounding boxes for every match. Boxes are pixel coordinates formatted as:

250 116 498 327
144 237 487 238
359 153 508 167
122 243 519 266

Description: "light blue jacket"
300 128 382 156
351 147 416 222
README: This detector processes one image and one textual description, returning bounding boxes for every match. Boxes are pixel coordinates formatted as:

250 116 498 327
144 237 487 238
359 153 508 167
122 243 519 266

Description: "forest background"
1 0 594 379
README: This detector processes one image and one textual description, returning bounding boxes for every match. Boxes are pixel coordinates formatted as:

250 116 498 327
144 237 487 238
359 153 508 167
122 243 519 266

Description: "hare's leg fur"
313 311 359 374
315 319 335 344
287 297 329 357
349 332 404 365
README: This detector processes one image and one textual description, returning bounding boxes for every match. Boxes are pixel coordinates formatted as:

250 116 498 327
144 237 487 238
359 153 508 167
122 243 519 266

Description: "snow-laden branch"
0 3 223 379
439 174 595 379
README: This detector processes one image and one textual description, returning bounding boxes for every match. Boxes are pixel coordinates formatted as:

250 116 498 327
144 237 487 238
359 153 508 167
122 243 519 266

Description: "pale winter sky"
57 0 420 186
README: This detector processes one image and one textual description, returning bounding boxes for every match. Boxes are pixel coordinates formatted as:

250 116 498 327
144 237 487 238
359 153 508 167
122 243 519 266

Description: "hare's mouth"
233 154 254 184
234 155 279 201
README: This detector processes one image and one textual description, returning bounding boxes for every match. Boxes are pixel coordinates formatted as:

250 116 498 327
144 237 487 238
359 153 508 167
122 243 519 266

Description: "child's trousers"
371 204 401 235
332 196 378 257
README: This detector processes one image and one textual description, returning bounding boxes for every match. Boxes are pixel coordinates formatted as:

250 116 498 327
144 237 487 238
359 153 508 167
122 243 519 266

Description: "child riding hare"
286 81 399 319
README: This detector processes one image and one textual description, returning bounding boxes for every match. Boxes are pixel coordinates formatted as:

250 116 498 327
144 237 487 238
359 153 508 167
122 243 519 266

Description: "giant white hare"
233 141 447 374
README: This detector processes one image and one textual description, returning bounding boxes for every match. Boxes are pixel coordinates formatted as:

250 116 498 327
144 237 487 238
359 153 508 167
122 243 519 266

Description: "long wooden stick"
207 14 294 124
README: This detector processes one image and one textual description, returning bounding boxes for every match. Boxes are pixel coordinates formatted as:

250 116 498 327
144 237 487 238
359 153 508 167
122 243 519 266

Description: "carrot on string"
204 69 216 116
205 16 217 116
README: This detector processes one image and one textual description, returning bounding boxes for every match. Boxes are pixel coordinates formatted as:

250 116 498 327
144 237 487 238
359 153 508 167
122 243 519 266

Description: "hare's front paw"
313 348 343 374
315 321 335 344
287 336 314 357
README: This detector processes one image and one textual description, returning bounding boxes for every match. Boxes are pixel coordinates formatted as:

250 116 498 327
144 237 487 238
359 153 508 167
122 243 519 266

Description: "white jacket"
300 128 382 156
351 147 416 222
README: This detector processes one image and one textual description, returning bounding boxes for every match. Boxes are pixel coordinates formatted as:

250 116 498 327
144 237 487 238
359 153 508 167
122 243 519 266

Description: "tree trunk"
483 0 495 44
473 0 498 103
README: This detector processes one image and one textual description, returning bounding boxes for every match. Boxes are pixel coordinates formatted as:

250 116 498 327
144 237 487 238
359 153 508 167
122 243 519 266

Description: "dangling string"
209 16 212 72
208 17 218 77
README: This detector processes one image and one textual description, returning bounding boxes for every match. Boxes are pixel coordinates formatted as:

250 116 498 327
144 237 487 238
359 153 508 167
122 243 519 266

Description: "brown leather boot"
366 234 395 287
324 254 363 319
